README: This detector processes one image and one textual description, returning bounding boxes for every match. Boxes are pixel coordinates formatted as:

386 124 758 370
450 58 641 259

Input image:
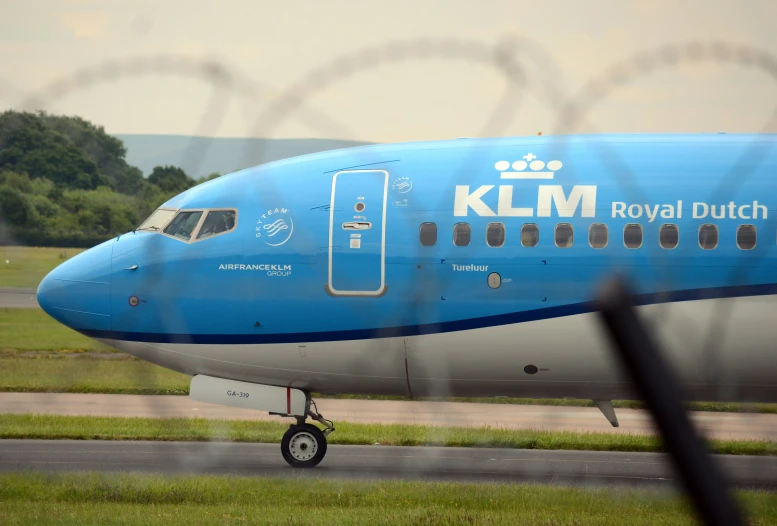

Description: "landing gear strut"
280 399 335 468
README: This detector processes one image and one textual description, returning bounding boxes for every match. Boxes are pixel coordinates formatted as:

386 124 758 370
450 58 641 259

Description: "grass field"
2 413 776 455
4 472 775 525
0 354 188 394
0 309 113 352
0 246 84 288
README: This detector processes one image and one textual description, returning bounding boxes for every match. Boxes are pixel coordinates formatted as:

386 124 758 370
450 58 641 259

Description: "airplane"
36 133 777 468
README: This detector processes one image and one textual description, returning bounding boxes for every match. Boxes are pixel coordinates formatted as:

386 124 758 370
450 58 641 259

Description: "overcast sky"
1 1 776 142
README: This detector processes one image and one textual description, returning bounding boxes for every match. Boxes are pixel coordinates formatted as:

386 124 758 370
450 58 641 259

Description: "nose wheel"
280 399 334 468
281 423 327 468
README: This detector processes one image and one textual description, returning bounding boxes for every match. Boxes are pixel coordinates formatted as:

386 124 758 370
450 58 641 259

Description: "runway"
2 392 776 441
0 287 38 308
1 439 774 489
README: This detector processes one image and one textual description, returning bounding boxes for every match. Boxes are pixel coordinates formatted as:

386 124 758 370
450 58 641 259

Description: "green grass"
0 246 84 288
0 309 112 352
5 472 776 525
0 354 188 394
2 413 776 455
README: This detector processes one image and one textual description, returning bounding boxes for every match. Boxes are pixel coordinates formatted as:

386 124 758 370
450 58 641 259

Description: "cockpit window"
163 211 203 241
137 208 177 232
197 210 237 240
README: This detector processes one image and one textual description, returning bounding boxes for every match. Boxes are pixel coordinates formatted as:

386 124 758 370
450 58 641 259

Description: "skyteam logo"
392 176 413 194
453 153 596 217
255 207 294 246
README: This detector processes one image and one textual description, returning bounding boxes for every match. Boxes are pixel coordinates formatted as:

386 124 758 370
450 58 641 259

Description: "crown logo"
495 153 562 180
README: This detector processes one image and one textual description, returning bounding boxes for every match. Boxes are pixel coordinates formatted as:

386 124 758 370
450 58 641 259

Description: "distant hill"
114 135 373 178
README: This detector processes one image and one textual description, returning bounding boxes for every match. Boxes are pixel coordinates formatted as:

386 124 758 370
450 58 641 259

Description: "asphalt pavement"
0 287 38 308
1 439 774 489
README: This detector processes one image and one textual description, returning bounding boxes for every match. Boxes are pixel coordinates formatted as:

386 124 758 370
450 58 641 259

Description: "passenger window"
589 223 608 248
486 222 505 247
555 223 573 248
659 224 679 249
163 211 203 241
419 222 437 246
623 224 643 249
521 224 539 247
737 224 756 250
699 224 718 250
197 210 237 240
453 223 471 246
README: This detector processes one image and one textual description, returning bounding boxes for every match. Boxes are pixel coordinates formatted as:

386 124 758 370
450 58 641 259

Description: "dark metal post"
596 278 744 526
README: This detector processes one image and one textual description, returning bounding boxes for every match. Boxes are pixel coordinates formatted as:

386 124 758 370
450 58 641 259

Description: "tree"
41 113 144 194
148 165 195 194
0 110 143 194
0 110 226 246
113 165 144 195
0 186 37 227
201 172 222 183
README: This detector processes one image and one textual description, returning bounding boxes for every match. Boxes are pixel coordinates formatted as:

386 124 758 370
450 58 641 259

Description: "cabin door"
327 169 388 296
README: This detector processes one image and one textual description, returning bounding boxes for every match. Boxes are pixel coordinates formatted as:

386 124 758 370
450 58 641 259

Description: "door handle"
342 222 372 230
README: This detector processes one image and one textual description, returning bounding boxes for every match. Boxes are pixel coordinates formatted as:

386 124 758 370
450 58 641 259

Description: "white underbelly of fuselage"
106 295 777 403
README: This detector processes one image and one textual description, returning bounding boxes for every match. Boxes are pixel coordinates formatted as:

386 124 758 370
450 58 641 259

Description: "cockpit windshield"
136 207 238 242
197 210 237 240
136 208 177 232
163 211 203 241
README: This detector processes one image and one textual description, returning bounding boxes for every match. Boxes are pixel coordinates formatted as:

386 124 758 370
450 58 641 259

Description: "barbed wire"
13 54 357 176
545 41 777 390
240 36 555 351
241 37 777 405
4 33 777 471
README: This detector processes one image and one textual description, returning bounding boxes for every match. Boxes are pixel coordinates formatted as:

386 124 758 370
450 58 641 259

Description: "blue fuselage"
36 134 777 400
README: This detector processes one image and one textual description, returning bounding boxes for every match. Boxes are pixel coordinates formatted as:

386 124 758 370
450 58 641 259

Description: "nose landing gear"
188 375 335 469
281 399 335 468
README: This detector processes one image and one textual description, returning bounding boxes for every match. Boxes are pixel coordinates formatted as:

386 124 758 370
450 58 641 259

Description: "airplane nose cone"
37 239 114 332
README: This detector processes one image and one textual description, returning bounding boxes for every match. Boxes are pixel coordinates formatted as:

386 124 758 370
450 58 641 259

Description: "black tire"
280 423 327 468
